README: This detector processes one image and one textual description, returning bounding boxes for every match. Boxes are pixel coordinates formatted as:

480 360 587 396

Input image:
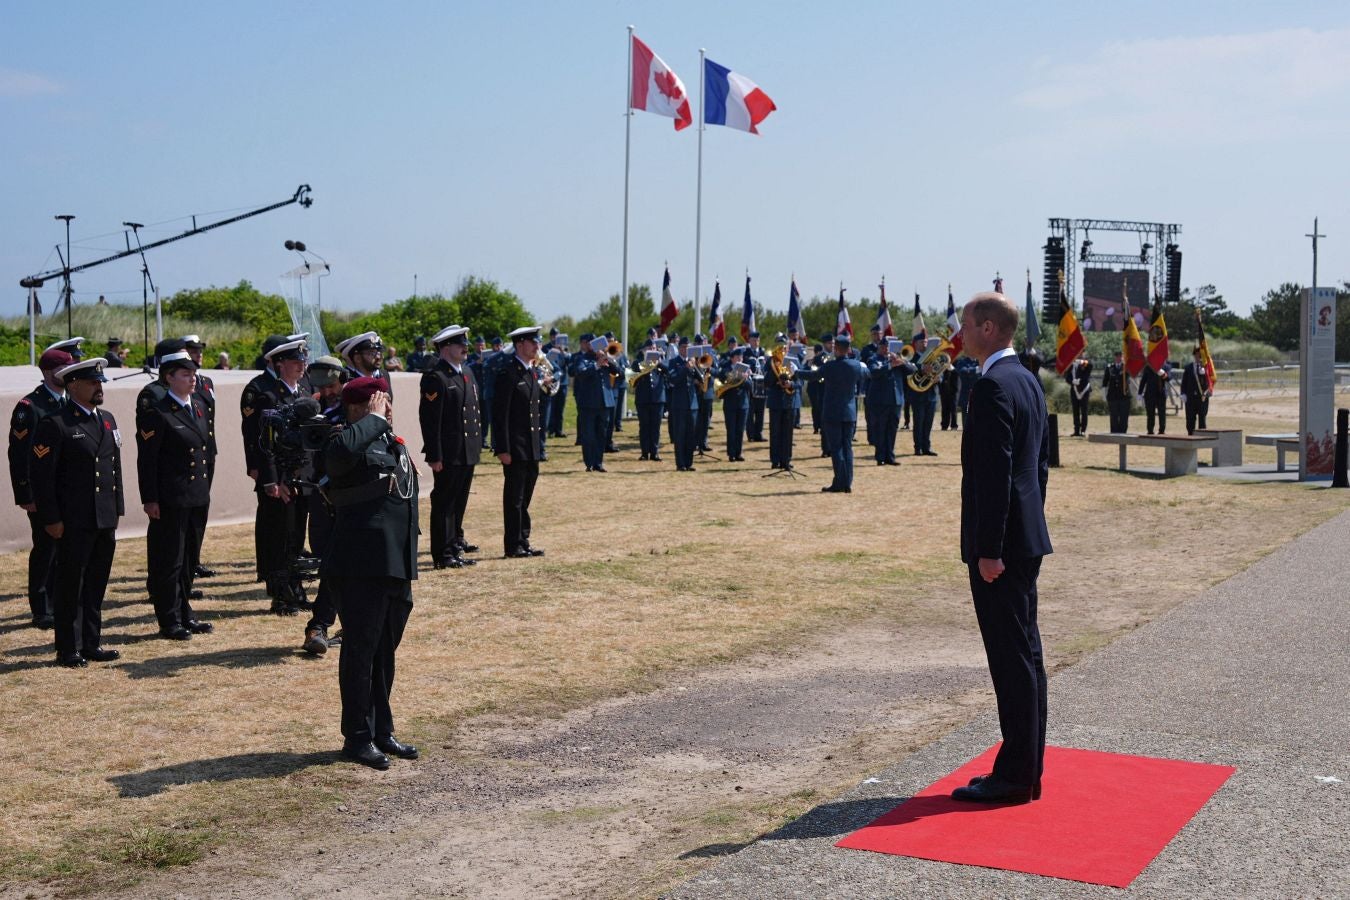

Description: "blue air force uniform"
665 355 702 470
865 350 906 464
802 345 869 491
571 348 620 471
718 353 751 461
631 347 668 460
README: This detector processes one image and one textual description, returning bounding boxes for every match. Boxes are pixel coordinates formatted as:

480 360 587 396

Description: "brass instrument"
627 359 659 389
905 337 955 393
770 345 796 395
715 364 747 398
605 341 623 387
696 352 715 393
533 351 560 396
898 344 915 361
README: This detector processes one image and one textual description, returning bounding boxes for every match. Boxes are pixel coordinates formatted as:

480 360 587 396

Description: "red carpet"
836 745 1236 888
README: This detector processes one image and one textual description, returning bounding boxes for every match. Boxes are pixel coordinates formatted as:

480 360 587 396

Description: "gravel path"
668 509 1350 898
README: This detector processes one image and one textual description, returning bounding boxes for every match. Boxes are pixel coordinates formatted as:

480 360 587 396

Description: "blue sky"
2 1 1346 326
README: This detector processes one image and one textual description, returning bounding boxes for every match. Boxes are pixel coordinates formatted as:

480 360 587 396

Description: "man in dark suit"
183 336 218 580
1065 355 1093 436
322 376 419 770
803 333 869 492
1139 360 1171 435
419 325 481 569
136 349 213 640
1180 348 1211 435
30 358 125 667
1103 351 1131 433
953 292 1053 804
8 348 71 629
493 326 546 558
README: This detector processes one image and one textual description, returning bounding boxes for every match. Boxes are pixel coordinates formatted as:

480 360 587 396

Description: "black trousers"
1185 397 1209 435
307 493 337 632
429 464 475 562
332 576 411 745
669 406 696 469
501 459 539 553
53 526 115 658
874 405 900 463
723 404 747 459
1144 396 1166 434
969 555 1046 788
808 392 821 433
611 390 625 433
147 504 206 632
695 395 712 448
747 396 766 440
1107 398 1131 434
1069 392 1090 434
255 490 306 587
863 398 878 446
637 402 664 456
911 398 937 453
25 510 58 621
940 388 958 430
548 388 568 436
768 407 795 467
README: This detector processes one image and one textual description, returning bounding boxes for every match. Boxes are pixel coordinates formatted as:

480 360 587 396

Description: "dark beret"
341 376 390 405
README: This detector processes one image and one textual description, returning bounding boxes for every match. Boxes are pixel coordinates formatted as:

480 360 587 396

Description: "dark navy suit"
960 350 1053 790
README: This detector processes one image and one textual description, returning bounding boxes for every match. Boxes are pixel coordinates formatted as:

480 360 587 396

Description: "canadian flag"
631 35 692 131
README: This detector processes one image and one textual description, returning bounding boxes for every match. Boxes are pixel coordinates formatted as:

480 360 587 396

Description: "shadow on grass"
120 645 294 680
109 750 339 798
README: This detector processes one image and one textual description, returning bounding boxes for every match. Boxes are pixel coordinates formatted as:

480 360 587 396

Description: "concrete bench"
1195 428 1244 466
1246 433 1301 472
1088 432 1218 476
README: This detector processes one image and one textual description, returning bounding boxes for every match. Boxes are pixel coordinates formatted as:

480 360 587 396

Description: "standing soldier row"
419 326 481 569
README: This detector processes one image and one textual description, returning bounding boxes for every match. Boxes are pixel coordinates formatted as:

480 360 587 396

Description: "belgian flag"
1054 271 1085 375
1196 310 1218 389
1146 297 1170 372
1121 283 1146 378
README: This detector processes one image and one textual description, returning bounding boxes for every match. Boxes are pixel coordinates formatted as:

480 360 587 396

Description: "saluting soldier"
494 326 546 558
137 349 213 640
419 325 482 569
1103 350 1131 434
322 377 419 770
802 333 869 492
241 338 310 614
30 358 124 667
8 348 72 629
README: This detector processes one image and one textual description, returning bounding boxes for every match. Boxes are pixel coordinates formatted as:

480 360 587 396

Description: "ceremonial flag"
27 286 41 316
993 273 1004 294
631 35 692 131
1121 284 1146 377
740 275 755 340
1024 271 1041 348
876 279 894 338
836 286 852 337
708 279 725 347
659 266 678 334
1146 297 1169 371
1054 272 1085 375
787 278 804 336
1196 310 1218 390
912 293 926 343
945 285 963 358
703 58 777 135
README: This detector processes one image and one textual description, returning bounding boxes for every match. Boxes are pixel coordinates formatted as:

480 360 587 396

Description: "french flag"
704 58 777 135
708 279 726 347
659 266 679 333
946 285 963 357
787 278 804 336
740 275 756 340
631 35 692 131
876 279 894 338
912 293 927 343
836 286 852 338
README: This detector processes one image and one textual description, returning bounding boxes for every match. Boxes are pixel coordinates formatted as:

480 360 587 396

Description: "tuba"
905 337 954 393
533 351 560 396
770 345 795 395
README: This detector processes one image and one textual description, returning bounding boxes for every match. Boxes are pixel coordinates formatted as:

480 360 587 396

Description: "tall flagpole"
27 288 36 365
621 25 634 420
694 48 705 337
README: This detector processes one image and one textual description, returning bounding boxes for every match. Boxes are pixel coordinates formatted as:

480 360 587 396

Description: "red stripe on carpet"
836 745 1236 888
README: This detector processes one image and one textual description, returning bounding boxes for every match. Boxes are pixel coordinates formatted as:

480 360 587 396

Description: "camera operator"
323 377 419 770
241 338 312 615
301 356 348 656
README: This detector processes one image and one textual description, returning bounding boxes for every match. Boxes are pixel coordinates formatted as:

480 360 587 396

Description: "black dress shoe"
435 556 465 570
194 564 217 578
952 776 1034 804
456 555 476 566
57 653 87 668
605 445 620 453
270 598 300 617
884 460 901 466
342 742 390 770
521 545 544 557
457 542 479 554
505 548 534 559
639 453 650 461
651 454 663 461
188 589 204 600
968 773 1042 800
187 620 214 634
593 465 608 473
32 614 55 630
375 735 419 760
160 626 192 641
85 646 121 662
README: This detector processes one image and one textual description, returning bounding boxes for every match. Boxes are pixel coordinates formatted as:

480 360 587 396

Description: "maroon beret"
38 349 74 371
341 376 390 405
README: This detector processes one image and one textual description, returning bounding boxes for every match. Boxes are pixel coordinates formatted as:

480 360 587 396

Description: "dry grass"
0 391 1345 895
